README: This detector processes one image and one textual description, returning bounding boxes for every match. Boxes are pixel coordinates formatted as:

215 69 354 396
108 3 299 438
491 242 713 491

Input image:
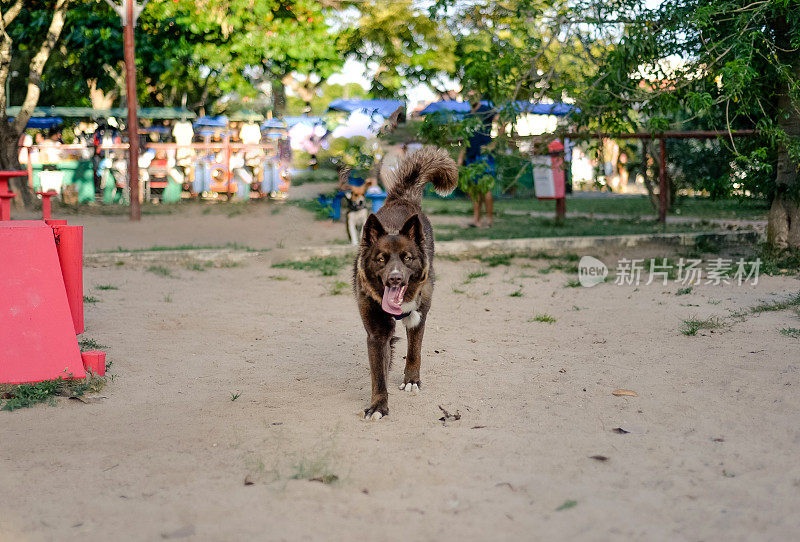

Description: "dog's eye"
376 256 385 263
403 255 413 263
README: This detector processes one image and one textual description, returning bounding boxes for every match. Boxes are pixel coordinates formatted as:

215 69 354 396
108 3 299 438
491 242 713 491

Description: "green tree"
285 81 366 116
339 0 455 98
250 0 344 116
0 0 71 205
577 0 800 249
433 0 605 113
28 0 225 110
27 0 343 115
417 0 604 194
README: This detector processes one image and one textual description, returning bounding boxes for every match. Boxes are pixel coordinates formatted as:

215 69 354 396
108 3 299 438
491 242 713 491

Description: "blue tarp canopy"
419 101 487 115
261 119 287 130
504 102 578 116
8 106 196 119
138 107 195 119
193 116 228 128
283 116 324 128
419 100 577 116
13 116 63 129
328 99 404 118
261 118 289 139
141 126 170 134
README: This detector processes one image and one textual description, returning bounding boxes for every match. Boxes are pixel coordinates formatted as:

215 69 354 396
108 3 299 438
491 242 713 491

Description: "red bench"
0 170 28 221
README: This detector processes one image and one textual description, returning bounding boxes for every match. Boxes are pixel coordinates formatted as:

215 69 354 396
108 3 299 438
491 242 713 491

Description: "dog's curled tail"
386 146 458 203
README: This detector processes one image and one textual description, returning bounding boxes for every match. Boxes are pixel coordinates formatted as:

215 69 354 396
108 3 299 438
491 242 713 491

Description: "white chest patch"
402 310 421 328
401 299 418 313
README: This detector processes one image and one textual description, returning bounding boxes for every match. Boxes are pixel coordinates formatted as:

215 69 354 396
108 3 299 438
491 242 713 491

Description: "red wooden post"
36 190 57 220
0 171 29 220
548 140 567 222
658 136 667 223
555 197 566 222
0 170 28 194
0 192 16 221
123 0 141 221
224 131 232 198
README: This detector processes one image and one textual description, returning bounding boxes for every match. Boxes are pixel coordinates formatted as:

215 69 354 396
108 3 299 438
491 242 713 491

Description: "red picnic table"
0 170 29 221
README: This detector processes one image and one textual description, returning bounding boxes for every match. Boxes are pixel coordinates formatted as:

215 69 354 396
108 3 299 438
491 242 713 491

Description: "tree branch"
12 0 71 134
0 20 10 119
2 0 23 27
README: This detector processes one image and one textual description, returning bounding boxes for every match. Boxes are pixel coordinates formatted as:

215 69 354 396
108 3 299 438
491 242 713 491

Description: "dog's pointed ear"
399 214 425 247
361 213 386 246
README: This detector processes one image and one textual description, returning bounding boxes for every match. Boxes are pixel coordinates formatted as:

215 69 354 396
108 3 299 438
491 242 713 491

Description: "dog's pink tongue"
382 285 406 315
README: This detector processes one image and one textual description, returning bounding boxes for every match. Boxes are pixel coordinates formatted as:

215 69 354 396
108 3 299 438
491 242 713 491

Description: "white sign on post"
531 156 556 198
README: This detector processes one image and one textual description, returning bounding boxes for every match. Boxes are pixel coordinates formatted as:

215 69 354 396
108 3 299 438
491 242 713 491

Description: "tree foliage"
415 0 605 196
576 0 800 247
13 0 343 113
338 0 455 98
436 0 603 110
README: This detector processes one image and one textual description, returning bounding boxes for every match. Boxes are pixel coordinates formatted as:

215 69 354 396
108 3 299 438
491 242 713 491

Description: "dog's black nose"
387 272 403 287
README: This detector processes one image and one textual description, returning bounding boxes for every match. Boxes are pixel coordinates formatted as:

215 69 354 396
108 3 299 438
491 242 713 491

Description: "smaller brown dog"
353 147 458 419
344 182 370 245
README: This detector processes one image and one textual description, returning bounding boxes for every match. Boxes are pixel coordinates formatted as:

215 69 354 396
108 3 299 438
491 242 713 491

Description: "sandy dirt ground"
2 203 800 541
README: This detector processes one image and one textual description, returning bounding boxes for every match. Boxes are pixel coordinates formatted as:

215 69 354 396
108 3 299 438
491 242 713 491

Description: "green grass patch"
529 313 556 323
272 255 351 276
83 295 99 303
329 280 350 295
290 457 338 484
750 293 800 314
146 265 174 277
1 374 106 412
556 500 578 511
291 168 338 185
681 317 725 336
676 287 693 296
759 246 800 276
95 284 118 291
78 338 106 351
463 270 489 284
679 292 799 336
479 254 515 267
103 242 264 253
184 260 213 271
564 279 581 288
539 262 579 274
53 200 175 217
434 215 716 242
780 327 800 339
509 286 524 297
288 198 335 221
423 195 767 220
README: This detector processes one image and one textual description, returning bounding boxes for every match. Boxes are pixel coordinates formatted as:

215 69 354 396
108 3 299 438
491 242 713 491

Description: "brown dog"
353 147 458 419
344 181 370 245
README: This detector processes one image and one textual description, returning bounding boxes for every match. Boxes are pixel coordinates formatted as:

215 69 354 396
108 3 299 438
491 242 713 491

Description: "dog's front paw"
399 380 421 393
364 400 389 420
